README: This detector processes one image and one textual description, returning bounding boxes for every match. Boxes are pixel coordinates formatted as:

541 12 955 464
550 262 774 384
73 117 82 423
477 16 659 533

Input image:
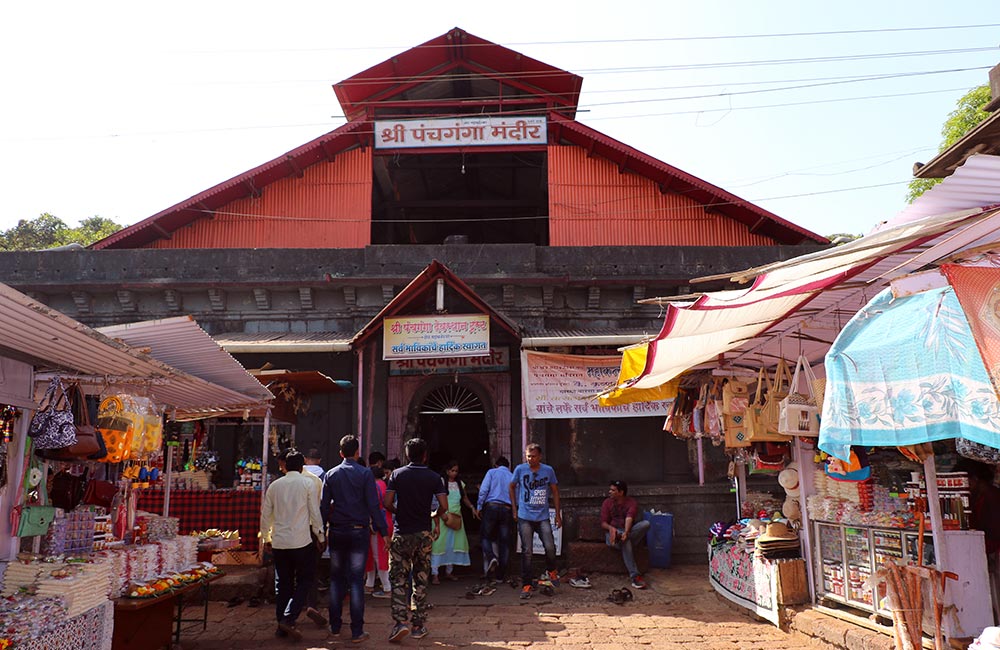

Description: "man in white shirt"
261 449 325 641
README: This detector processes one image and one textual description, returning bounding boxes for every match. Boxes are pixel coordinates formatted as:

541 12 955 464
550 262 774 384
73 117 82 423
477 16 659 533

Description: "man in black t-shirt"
384 438 448 643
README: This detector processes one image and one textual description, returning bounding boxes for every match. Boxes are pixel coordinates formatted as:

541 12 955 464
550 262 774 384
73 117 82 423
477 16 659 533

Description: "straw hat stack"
754 522 800 559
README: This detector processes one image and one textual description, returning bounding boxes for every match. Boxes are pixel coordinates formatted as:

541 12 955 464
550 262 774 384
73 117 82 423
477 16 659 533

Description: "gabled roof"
547 114 827 245
351 260 521 347
334 27 583 122
92 29 825 250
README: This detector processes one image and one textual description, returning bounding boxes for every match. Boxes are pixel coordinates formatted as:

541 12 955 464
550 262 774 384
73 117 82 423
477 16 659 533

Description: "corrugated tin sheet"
97 317 273 402
547 146 778 246
151 148 372 248
521 328 655 347
214 332 352 353
882 154 1000 231
0 283 269 414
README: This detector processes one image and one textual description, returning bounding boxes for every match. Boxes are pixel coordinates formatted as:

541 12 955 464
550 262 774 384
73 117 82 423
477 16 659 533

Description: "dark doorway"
418 412 491 480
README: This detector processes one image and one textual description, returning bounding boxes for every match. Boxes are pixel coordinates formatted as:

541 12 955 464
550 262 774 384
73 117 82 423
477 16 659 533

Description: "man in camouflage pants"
383 438 448 643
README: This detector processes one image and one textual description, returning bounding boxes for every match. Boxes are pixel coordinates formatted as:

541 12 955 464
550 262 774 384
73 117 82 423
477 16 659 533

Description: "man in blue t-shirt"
384 438 448 643
508 443 561 599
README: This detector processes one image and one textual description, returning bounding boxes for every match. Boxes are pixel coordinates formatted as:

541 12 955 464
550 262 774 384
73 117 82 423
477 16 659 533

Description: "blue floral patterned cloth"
819 286 1000 461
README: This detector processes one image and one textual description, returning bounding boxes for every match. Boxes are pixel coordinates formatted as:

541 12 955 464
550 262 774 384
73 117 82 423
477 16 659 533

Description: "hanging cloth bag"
96 395 135 464
778 355 820 437
10 442 55 537
762 358 792 436
28 378 77 450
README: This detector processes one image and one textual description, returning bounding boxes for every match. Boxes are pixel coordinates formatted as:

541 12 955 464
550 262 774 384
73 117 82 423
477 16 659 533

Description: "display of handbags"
36 383 107 462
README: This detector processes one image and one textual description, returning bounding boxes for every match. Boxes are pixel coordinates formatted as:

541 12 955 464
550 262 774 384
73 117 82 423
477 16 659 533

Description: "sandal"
620 587 633 602
446 574 459 582
607 589 628 605
431 575 440 585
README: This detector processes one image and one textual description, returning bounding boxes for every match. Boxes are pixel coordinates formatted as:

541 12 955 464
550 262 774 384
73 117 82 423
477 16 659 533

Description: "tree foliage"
906 85 992 203
0 214 123 251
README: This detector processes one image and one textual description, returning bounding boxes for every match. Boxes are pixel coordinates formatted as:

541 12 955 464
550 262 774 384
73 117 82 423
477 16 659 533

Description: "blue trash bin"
644 512 673 569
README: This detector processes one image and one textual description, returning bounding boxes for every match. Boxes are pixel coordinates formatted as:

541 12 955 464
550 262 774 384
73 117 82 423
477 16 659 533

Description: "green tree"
0 213 123 250
907 85 992 203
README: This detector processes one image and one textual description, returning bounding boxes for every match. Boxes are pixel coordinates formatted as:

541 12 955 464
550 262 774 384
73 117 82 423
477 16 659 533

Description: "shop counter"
112 573 221 650
708 542 807 626
136 488 261 552
20 600 113 650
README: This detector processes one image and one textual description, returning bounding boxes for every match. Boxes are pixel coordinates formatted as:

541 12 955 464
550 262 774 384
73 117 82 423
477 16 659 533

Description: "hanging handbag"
749 366 791 442
762 358 792 435
955 438 1000 464
778 355 820 437
16 505 56 537
82 479 118 510
37 384 107 462
28 378 78 450
96 395 135 463
50 469 87 511
443 511 463 531
721 379 748 415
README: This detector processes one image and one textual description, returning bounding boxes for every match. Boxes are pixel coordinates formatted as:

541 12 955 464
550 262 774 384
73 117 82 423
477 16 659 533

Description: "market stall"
0 294 270 649
599 155 1000 644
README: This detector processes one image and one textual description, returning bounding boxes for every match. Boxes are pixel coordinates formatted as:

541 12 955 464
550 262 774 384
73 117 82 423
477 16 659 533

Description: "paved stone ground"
176 566 825 650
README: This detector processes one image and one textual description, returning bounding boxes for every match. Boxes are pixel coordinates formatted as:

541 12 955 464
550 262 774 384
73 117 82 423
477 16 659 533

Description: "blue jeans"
328 526 371 638
517 518 556 585
606 519 650 579
480 503 512 578
273 543 316 626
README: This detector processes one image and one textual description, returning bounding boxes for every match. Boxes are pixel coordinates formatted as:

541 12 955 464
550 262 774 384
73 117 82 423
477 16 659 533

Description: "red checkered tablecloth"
136 488 262 552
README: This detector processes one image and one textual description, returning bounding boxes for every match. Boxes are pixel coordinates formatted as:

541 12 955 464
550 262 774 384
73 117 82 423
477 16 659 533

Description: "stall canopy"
819 284 1000 461
603 202 1000 401
97 316 273 405
0 283 271 418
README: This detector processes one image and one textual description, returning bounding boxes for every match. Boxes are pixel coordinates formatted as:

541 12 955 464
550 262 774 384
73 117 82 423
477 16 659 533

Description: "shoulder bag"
37 383 107 462
28 378 77 450
762 358 792 436
778 355 820 437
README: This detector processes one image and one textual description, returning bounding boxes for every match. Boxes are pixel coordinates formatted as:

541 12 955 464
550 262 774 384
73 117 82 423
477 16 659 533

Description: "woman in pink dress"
365 466 392 597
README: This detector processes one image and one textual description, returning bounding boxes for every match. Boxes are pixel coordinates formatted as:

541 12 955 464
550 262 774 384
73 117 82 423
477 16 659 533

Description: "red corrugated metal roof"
334 27 583 122
90 120 369 250
547 114 827 246
351 260 521 347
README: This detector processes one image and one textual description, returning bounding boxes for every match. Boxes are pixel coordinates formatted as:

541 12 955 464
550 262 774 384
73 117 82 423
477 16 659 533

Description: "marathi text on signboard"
383 314 491 361
520 350 672 419
374 116 547 149
389 347 509 376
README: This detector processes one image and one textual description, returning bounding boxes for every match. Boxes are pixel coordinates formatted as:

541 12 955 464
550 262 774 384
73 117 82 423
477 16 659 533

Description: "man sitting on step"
600 480 650 590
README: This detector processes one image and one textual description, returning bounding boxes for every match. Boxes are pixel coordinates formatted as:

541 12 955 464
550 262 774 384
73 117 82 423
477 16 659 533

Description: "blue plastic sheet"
819 286 1000 461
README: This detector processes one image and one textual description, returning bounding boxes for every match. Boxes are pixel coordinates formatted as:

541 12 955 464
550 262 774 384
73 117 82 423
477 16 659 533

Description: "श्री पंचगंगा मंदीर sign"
383 314 491 361
374 116 547 149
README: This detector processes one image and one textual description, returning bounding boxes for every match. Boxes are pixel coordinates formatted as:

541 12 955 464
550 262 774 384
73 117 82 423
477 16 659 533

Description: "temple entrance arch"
408 377 494 479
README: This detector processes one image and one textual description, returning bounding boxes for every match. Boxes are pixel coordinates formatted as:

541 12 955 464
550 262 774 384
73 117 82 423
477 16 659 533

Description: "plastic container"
644 511 674 569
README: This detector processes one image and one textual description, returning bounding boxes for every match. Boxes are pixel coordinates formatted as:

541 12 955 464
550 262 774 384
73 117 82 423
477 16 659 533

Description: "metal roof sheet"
213 332 352 353
97 316 273 403
521 329 656 348
882 154 1000 230
0 283 270 415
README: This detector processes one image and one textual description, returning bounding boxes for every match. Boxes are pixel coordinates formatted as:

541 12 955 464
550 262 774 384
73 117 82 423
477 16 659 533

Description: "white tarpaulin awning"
610 204 1000 395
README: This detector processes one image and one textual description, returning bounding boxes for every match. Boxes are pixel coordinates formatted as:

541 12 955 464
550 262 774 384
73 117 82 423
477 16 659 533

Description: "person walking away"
260 450 325 641
600 480 650 589
297 450 327 626
430 461 478 583
322 435 388 643
509 443 561 600
477 456 513 580
304 448 325 478
365 465 392 597
384 438 448 643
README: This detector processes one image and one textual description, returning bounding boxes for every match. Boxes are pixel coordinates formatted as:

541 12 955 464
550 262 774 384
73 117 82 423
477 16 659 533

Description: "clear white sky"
3 1 999 239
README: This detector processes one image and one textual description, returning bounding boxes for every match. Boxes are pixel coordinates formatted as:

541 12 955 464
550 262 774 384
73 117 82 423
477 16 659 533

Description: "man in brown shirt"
599 480 650 589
